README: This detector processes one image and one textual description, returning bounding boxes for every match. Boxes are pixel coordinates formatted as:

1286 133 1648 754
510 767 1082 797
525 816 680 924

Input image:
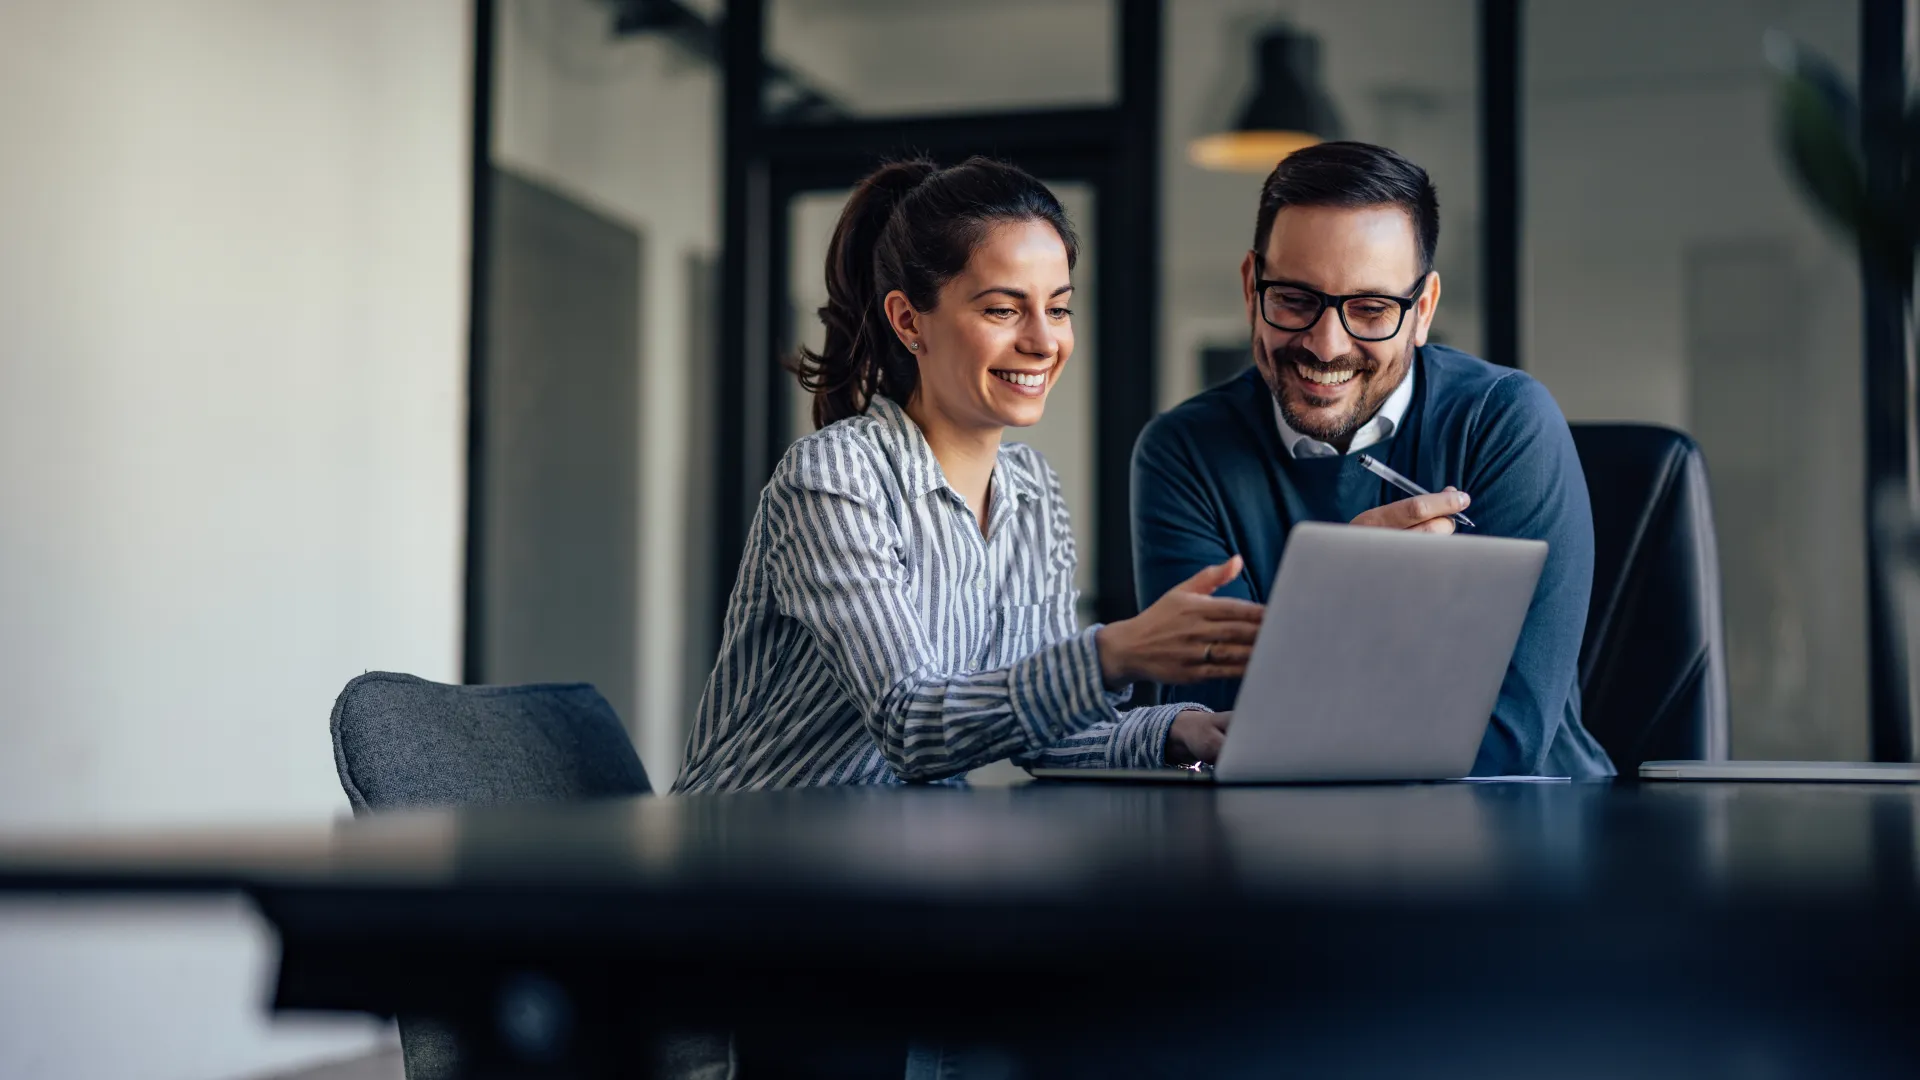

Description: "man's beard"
1257 334 1413 446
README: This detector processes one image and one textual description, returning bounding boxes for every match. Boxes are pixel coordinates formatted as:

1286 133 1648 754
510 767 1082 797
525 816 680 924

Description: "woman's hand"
1165 710 1230 766
1096 557 1264 688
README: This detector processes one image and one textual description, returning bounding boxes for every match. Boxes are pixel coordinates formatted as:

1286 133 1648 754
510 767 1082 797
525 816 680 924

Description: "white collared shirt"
1271 363 1417 459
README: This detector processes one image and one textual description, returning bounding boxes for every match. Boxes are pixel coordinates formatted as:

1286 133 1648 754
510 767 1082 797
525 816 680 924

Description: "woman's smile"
989 367 1052 396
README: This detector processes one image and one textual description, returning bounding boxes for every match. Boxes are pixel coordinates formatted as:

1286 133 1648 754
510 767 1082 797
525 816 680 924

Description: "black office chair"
329 671 683 1079
1569 425 1731 769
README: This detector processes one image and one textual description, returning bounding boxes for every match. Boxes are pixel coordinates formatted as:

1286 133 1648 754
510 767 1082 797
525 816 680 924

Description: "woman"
672 157 1263 794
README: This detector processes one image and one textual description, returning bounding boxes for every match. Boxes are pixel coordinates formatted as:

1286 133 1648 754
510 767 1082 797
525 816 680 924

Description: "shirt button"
972 577 986 592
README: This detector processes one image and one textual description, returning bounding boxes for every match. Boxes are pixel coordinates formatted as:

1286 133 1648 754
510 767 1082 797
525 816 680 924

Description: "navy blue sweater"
1131 346 1615 779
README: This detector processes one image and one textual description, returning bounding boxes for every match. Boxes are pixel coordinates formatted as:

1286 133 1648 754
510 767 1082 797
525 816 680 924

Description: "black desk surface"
4 781 1919 1075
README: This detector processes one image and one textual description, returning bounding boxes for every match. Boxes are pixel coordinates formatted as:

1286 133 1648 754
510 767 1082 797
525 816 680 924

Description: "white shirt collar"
1271 362 1416 460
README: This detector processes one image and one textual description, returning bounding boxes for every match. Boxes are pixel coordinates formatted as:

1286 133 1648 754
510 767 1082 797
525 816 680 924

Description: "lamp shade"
1190 30 1343 172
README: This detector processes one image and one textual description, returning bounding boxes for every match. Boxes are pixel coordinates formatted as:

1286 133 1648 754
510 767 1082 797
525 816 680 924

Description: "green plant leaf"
1778 74 1869 236
1770 34 1915 291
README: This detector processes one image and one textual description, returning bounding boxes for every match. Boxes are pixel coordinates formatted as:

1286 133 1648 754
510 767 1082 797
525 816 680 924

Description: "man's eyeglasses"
1252 253 1426 342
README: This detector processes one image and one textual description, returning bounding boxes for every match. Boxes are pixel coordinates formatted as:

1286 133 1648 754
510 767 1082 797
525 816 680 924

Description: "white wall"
0 0 470 1076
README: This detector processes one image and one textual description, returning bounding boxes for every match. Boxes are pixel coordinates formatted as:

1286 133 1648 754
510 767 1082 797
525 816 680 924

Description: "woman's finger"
1189 596 1266 622
1187 647 1250 667
1203 646 1254 666
1197 624 1261 646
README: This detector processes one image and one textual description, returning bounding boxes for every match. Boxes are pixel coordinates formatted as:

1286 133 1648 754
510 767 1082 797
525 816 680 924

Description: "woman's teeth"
993 371 1047 388
1295 362 1356 386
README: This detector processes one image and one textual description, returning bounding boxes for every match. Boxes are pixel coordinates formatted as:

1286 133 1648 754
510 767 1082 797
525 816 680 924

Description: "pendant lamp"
1190 29 1343 172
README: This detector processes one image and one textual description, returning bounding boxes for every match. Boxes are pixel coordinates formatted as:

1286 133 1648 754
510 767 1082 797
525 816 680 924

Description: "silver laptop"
1030 522 1547 784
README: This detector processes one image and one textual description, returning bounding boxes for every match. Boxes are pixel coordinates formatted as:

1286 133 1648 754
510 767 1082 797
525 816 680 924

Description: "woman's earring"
908 341 920 352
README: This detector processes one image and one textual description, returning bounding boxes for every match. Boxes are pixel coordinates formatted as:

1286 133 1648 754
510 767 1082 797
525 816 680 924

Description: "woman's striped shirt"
672 395 1196 793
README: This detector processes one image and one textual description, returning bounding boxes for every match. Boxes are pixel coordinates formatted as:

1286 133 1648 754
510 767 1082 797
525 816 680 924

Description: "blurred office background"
0 1 1910 1078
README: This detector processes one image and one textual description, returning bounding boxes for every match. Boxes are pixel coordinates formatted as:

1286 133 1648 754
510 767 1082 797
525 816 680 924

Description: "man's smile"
1280 354 1370 408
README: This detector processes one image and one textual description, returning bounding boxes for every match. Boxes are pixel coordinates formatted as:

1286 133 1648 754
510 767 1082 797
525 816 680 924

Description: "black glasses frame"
1252 253 1428 342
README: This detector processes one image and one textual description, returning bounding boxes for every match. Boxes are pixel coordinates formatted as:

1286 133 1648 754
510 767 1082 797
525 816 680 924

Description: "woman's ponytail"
791 159 935 429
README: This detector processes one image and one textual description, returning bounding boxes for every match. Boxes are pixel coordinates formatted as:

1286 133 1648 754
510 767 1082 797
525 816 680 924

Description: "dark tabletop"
5 780 1915 904
5 781 1919 1074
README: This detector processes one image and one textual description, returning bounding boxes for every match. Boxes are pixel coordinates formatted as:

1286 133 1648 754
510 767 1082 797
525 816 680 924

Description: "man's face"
1240 204 1440 451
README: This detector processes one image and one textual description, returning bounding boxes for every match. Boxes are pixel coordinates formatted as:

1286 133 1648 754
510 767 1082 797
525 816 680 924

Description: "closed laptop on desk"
1639 760 1920 782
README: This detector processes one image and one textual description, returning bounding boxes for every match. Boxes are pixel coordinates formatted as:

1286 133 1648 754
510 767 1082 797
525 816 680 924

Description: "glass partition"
1524 0 1866 759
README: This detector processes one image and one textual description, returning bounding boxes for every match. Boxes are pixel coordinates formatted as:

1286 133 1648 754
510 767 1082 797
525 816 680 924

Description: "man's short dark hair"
1252 141 1440 278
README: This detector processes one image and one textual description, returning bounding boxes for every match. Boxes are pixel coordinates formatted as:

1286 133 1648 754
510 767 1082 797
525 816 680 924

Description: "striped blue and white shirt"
672 395 1199 793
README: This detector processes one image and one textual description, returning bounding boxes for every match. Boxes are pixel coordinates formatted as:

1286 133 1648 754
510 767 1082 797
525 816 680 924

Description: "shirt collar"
1270 361 1416 460
865 394 1043 504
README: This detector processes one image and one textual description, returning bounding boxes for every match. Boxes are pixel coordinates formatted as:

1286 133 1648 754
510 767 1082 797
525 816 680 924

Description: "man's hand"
1351 486 1469 535
1166 710 1230 766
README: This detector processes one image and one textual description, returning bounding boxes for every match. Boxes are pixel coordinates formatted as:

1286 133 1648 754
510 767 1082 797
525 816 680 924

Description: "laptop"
1029 522 1548 784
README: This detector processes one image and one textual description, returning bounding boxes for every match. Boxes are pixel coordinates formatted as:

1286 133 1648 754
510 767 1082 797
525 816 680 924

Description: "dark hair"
1251 141 1440 278
792 156 1079 429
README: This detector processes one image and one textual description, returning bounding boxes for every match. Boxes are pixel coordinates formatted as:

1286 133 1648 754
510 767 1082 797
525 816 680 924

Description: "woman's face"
886 218 1074 433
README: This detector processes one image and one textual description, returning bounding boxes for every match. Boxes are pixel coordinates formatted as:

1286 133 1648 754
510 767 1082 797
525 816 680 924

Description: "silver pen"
1355 453 1476 528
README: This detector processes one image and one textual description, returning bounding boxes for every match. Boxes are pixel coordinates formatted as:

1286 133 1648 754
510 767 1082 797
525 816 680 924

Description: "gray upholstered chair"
329 670 660 1079
331 670 652 813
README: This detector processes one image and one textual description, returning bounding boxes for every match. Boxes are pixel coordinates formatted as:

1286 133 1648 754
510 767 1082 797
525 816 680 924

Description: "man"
1132 141 1613 778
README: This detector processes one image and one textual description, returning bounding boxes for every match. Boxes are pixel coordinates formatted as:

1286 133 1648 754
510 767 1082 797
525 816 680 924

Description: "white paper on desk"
1448 775 1572 783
